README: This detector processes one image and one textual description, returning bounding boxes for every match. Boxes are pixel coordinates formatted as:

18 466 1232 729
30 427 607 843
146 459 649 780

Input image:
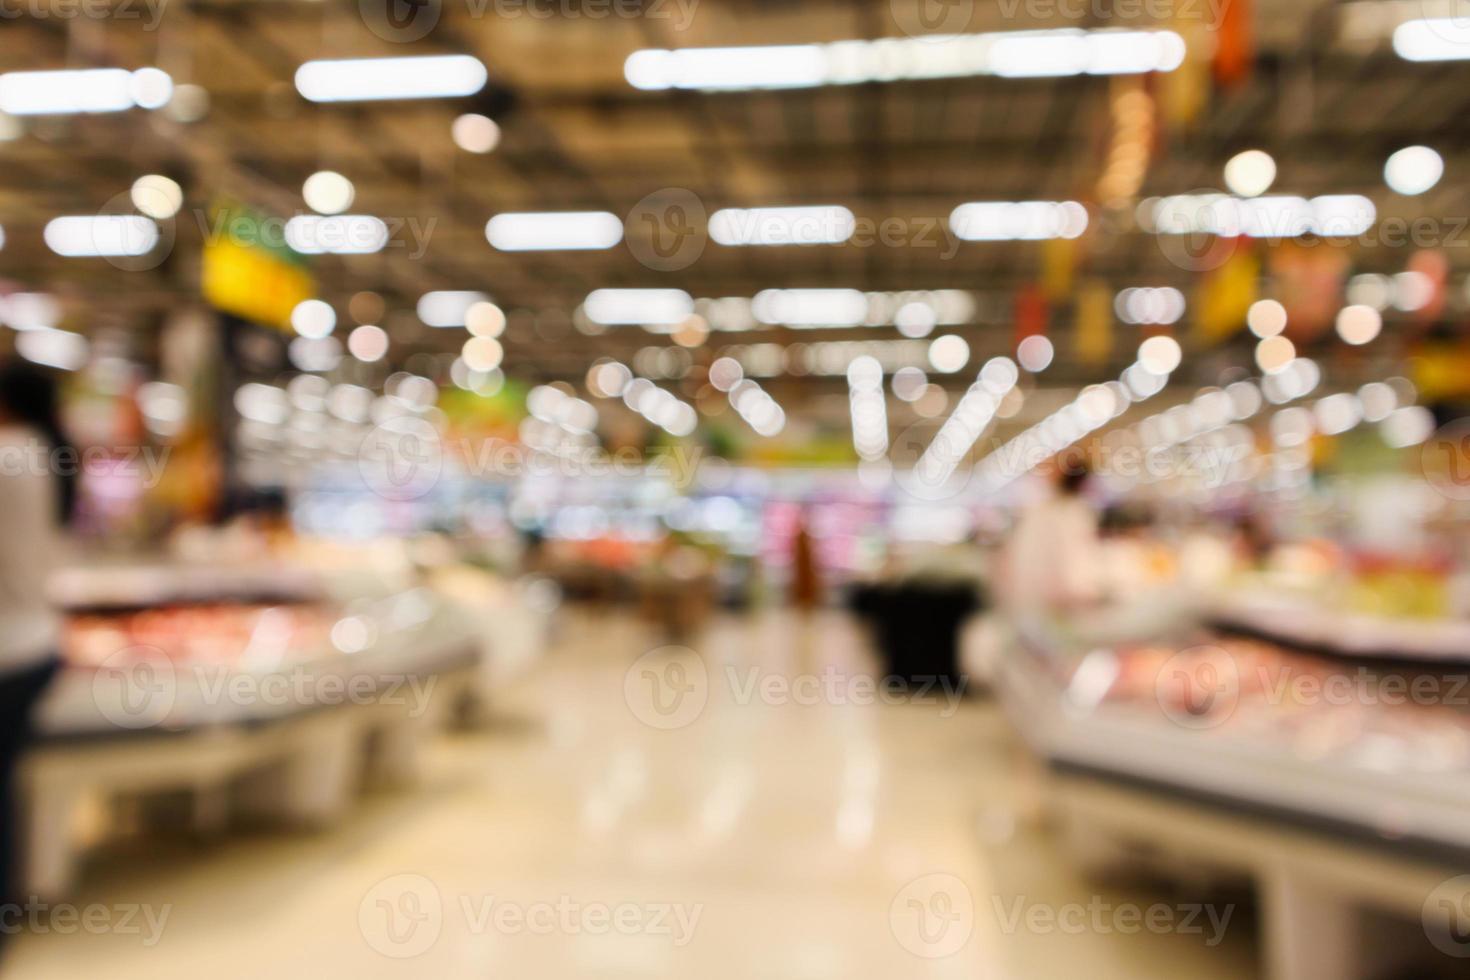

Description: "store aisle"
8 609 1255 979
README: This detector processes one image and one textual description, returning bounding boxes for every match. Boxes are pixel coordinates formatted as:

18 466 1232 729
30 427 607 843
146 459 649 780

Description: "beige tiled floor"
8 608 1257 978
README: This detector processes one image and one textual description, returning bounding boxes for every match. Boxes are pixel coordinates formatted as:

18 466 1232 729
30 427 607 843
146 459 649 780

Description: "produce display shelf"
995 632 1470 862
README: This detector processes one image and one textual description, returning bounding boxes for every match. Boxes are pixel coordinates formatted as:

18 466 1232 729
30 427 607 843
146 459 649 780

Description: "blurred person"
790 508 822 612
1003 462 1105 614
0 361 73 937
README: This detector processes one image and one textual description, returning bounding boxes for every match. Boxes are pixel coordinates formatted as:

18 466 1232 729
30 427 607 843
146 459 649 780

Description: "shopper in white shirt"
0 361 72 924
1003 463 1106 616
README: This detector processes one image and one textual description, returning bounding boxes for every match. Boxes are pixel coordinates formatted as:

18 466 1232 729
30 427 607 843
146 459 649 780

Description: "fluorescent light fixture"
44 215 158 257
285 215 390 255
709 206 856 246
950 201 1089 241
295 55 488 103
0 67 172 115
417 290 490 328
1148 194 1375 238
1115 287 1186 325
752 289 868 327
17 329 88 370
584 289 693 325
1394 18 1470 60
1 292 60 331
625 29 1185 91
486 212 623 251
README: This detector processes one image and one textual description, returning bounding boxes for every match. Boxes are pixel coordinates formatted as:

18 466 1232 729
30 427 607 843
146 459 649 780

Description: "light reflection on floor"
9 608 1256 979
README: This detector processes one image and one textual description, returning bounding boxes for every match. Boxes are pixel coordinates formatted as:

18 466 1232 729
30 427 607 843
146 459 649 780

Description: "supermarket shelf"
1210 589 1470 665
995 638 1470 861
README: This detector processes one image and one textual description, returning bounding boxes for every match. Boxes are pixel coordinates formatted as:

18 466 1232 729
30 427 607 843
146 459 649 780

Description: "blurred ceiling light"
2 292 60 331
1394 18 1470 61
347 324 389 362
1147 194 1375 237
1392 270 1433 311
950 200 1088 241
848 356 888 461
16 329 87 370
1271 406 1315 447
465 301 506 337
752 289 867 327
44 215 158 257
1347 273 1392 310
1380 405 1434 448
892 366 928 401
0 67 172 115
894 301 938 338
295 55 487 102
418 290 489 328
1358 382 1398 422
486 211 623 251
1335 304 1383 345
1246 299 1288 338
1222 149 1276 197
1254 335 1296 374
285 215 389 254
289 336 342 373
1384 145 1443 195
625 29 1184 91
1314 393 1363 436
727 379 785 436
708 357 745 392
1115 286 1185 325
452 112 500 153
709 206 855 246
588 361 633 398
928 335 970 373
1136 335 1181 374
164 83 208 123
290 299 336 339
584 289 694 326
1016 335 1054 372
302 171 354 215
130 175 183 220
462 336 504 372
